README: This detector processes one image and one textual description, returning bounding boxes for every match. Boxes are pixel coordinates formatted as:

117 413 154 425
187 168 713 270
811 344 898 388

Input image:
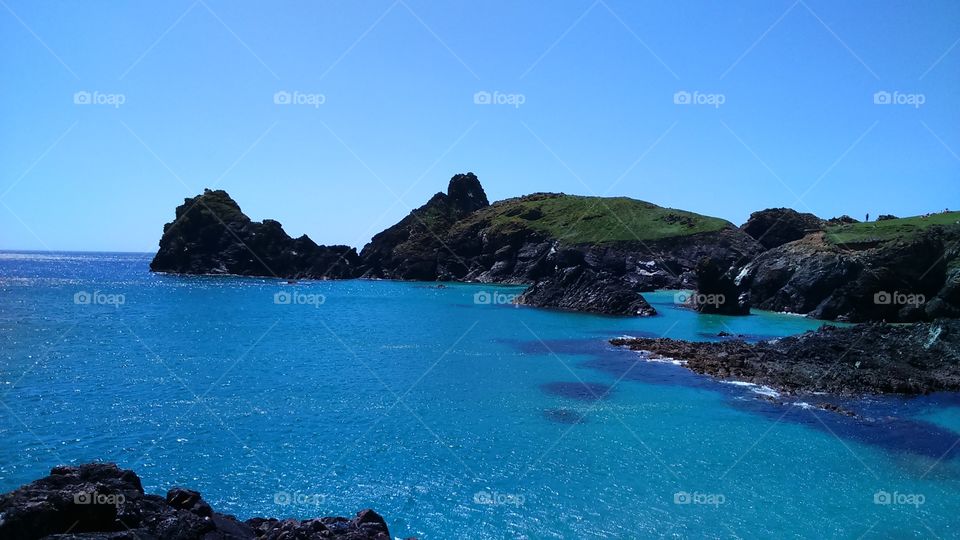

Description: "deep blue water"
1 251 959 539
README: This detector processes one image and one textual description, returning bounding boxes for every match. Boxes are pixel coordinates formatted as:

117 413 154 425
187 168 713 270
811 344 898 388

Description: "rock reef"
0 463 403 540
611 319 960 395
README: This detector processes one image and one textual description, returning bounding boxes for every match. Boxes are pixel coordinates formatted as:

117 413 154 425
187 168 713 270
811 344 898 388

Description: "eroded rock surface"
0 463 403 540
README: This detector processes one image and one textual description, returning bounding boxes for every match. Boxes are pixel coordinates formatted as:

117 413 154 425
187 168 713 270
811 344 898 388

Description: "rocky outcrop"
740 228 960 322
150 189 360 279
516 266 656 316
611 319 960 395
692 256 750 315
149 175 959 321
740 207 824 249
358 173 488 280
0 463 402 540
423 193 761 316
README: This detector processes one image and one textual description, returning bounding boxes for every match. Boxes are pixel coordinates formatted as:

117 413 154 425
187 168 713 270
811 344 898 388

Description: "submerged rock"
611 319 960 396
0 463 403 540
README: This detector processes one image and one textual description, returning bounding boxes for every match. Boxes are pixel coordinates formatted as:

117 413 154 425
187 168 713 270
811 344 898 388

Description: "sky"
1 0 958 252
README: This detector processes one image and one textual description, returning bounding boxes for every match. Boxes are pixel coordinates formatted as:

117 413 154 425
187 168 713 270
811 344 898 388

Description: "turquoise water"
1 251 959 538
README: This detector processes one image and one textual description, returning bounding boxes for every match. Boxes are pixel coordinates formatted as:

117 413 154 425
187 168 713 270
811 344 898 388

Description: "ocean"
1 251 958 538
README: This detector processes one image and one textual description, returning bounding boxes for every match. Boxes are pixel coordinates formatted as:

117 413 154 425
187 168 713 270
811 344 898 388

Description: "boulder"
740 207 824 250
0 463 401 540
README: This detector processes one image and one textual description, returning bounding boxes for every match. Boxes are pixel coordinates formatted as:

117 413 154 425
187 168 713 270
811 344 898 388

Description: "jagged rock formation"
740 207 824 249
692 256 750 315
358 173 489 280
0 463 402 540
148 175 960 321
739 223 960 322
362 190 761 315
150 189 360 279
516 267 656 316
611 319 960 395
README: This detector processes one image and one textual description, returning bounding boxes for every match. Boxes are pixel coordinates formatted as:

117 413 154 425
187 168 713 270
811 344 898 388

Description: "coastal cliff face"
148 174 959 321
361 190 761 315
735 216 960 322
149 189 360 279
151 174 761 316
0 463 401 540
358 173 489 280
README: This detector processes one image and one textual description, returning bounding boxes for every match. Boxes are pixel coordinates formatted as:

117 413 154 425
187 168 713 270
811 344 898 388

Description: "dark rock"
0 463 399 540
150 189 359 279
517 267 656 316
611 319 960 396
741 208 824 249
445 172 489 214
826 215 859 225
693 256 750 315
358 173 489 281
816 403 858 417
876 214 898 221
739 228 960 322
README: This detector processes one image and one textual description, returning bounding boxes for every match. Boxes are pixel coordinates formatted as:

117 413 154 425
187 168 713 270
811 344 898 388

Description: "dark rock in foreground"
611 320 960 395
0 463 402 540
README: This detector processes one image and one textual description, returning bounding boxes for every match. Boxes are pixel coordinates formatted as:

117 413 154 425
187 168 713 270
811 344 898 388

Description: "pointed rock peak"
447 172 489 214
179 188 249 224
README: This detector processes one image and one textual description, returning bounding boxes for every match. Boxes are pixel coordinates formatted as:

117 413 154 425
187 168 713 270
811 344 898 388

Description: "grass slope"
459 193 731 244
825 211 960 245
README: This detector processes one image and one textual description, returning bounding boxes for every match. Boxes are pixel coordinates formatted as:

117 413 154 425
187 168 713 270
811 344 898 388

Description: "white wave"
720 380 781 398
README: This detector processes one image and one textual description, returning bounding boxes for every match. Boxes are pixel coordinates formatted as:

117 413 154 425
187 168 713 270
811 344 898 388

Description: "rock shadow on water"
543 408 587 425
505 336 960 461
541 381 613 401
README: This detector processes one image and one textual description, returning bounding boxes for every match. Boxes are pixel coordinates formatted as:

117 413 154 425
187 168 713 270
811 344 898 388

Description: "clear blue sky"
1 0 958 252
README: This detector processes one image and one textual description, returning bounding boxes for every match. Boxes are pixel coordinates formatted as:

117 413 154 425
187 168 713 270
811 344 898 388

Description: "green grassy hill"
825 211 960 245
455 193 732 244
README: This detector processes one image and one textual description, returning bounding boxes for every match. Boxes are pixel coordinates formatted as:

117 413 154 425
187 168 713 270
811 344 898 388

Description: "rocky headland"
611 319 960 396
150 172 960 321
0 463 405 540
